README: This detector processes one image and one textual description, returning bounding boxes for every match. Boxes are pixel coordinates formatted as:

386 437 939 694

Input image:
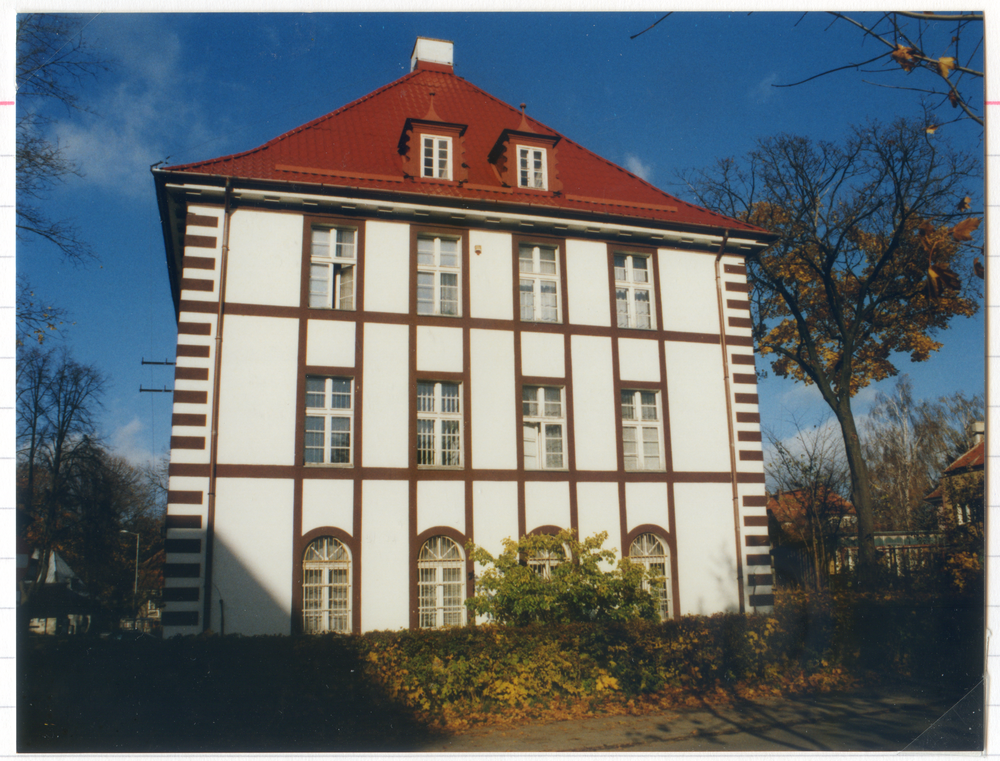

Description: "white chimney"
411 37 454 73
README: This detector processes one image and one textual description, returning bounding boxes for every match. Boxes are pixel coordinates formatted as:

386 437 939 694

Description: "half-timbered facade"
153 38 776 637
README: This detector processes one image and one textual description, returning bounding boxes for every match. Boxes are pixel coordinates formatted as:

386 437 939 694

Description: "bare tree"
766 421 852 590
864 376 983 531
682 117 981 589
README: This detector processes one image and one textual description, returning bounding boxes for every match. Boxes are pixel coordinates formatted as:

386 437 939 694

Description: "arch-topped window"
629 533 672 620
418 536 465 628
302 537 351 633
528 545 566 580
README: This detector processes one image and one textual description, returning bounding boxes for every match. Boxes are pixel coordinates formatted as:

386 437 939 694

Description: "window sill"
304 463 354 469
417 465 465 470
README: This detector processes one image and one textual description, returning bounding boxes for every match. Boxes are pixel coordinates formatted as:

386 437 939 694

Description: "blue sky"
16 11 986 466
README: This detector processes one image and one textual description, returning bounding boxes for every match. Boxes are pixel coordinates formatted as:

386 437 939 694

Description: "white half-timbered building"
153 38 775 637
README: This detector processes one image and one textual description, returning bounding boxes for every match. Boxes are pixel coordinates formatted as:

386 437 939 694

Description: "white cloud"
109 415 160 468
624 154 653 182
751 73 779 104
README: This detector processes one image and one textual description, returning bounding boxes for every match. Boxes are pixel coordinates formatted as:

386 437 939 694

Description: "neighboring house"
152 38 776 637
925 428 985 527
23 551 95 635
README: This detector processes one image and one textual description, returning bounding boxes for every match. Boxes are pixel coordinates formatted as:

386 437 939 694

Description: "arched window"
528 546 566 579
630 533 672 620
418 536 466 628
302 537 351 633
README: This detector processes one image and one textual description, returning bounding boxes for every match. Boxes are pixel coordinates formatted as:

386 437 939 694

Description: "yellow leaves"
891 45 918 72
951 216 980 241
925 262 961 299
957 196 971 212
925 124 938 135
937 56 956 78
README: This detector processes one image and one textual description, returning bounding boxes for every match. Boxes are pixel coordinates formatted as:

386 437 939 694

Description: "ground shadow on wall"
18 535 442 753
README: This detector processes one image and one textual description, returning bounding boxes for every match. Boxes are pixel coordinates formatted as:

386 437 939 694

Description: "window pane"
623 426 638 470
523 386 539 417
337 265 355 310
441 420 461 465
330 379 352 409
417 419 435 465
641 392 657 420
614 255 627 281
417 237 435 264
440 272 459 316
540 281 558 322
440 383 460 412
543 387 561 417
311 228 329 258
519 245 534 273
616 289 630 328
635 290 652 329
545 424 563 468
306 377 326 408
621 391 636 419
539 247 556 274
520 280 535 320
632 256 649 283
439 239 459 268
417 382 435 412
417 272 434 314
335 229 355 259
523 423 539 468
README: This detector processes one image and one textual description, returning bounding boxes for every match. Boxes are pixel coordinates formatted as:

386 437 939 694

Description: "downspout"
202 177 233 632
714 231 747 613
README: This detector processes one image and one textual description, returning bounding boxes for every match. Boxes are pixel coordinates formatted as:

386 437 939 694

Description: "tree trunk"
836 400 877 590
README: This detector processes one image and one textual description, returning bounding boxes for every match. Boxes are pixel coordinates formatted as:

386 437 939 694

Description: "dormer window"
422 135 452 180
518 146 547 189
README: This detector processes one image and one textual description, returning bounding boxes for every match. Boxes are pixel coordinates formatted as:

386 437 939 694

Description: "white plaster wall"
361 323 409 468
576 481 621 569
301 479 354 535
521 332 565 378
417 325 464 373
525 481 571 533
570 335 617 471
470 329 517 470
361 480 410 630
658 249 721 334
566 239 611 327
673 482 740 615
225 210 303 307
469 230 513 320
625 481 670 534
417 480 466 535
211 478 294 635
618 337 661 382
306 320 356 368
364 221 410 314
217 315 299 465
664 341 731 472
472 481 518 556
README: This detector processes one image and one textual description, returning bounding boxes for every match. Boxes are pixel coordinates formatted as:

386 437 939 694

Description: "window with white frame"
418 535 465 628
305 376 353 465
302 536 351 633
614 253 654 329
417 381 462 467
421 135 452 180
629 533 671 620
528 544 566 579
522 386 566 470
417 236 461 317
309 226 356 310
621 389 663 471
519 243 560 322
518 146 547 189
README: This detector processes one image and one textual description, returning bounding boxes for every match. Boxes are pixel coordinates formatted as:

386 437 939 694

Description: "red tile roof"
944 439 985 473
767 488 854 525
164 68 768 235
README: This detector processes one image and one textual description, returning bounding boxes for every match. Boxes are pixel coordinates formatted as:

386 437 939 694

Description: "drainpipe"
202 178 233 632
714 231 746 613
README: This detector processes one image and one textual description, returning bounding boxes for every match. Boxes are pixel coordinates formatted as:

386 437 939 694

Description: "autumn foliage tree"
684 117 981 589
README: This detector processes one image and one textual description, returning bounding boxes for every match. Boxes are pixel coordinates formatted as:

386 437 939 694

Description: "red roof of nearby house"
164 67 768 235
944 440 985 474
767 488 855 525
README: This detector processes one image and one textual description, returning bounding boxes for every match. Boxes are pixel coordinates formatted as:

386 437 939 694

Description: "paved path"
415 681 983 753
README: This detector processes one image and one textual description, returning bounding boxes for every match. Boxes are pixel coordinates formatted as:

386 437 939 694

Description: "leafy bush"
465 529 658 625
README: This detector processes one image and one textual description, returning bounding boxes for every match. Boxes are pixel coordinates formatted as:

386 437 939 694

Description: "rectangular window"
523 386 566 469
417 381 463 467
421 135 452 180
305 377 354 465
519 243 560 323
621 389 663 471
417 236 461 317
518 146 547 189
309 226 356 310
614 253 655 329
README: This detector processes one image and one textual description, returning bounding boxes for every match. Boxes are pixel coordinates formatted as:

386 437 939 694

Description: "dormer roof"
161 61 767 236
